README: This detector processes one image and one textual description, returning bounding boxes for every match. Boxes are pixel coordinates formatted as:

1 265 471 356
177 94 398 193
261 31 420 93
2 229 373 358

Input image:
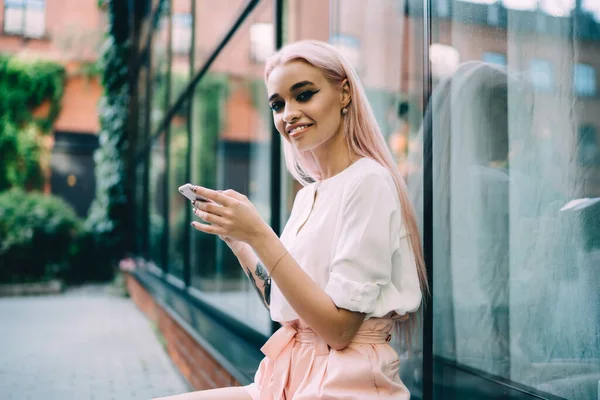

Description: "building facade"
131 0 600 399
0 0 106 216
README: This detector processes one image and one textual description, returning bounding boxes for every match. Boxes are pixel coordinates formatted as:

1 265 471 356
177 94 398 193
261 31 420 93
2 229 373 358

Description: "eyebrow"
268 80 314 102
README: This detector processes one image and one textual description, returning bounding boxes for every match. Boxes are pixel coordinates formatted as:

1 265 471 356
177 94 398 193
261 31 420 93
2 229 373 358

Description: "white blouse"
270 157 423 323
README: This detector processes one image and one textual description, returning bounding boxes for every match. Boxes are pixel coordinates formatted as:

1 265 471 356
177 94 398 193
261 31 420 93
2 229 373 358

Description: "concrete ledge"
0 280 64 297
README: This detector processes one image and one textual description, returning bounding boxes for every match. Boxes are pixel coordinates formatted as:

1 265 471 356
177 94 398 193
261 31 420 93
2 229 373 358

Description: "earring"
342 107 348 115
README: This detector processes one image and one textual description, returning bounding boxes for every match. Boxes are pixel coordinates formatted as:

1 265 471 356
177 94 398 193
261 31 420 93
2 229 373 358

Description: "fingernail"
190 222 195 227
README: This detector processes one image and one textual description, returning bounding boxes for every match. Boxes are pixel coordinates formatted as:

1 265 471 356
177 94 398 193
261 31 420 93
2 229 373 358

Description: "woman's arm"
229 243 271 310
190 187 365 350
250 230 365 351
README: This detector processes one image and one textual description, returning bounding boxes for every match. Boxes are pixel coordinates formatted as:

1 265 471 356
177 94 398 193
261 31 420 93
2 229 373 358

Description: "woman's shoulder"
345 158 396 191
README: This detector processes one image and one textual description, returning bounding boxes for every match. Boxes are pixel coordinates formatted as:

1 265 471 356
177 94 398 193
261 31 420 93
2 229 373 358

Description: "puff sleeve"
324 173 399 314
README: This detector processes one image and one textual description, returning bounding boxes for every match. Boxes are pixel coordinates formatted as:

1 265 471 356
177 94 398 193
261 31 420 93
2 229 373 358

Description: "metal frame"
270 0 285 335
422 2 433 399
162 1 173 275
183 0 197 287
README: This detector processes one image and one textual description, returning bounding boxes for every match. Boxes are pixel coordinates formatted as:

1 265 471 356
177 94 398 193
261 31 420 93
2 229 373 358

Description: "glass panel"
170 0 192 105
24 0 44 38
150 4 170 135
136 65 149 255
166 0 193 281
194 0 247 62
327 0 427 397
4 1 25 34
188 0 274 335
149 133 167 269
432 1 600 399
574 63 597 97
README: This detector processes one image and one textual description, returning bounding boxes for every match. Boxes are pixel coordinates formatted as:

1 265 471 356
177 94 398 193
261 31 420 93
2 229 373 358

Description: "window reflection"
431 1 600 399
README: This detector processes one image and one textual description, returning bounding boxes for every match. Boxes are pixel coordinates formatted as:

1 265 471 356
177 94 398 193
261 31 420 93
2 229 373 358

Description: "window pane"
172 13 192 55
188 0 274 335
328 0 426 396
136 64 150 255
149 133 167 269
530 59 554 91
574 63 597 97
432 1 600 399
167 0 192 281
4 2 24 34
150 4 170 135
24 0 45 38
483 51 507 66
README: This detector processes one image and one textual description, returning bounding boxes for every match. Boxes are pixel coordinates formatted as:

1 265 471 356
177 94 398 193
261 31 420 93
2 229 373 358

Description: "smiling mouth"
288 124 313 136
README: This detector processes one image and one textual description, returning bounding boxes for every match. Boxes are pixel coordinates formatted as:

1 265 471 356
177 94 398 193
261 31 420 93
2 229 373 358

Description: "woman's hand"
190 186 273 248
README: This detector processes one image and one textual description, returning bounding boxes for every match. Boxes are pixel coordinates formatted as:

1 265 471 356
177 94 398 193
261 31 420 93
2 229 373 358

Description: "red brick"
124 273 241 391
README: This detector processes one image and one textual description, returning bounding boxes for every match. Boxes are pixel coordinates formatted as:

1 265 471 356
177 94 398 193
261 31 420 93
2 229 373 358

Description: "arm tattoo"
246 262 271 309
255 262 271 306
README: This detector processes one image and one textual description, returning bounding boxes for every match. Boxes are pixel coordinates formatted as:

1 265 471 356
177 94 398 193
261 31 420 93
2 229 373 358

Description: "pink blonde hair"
265 40 429 344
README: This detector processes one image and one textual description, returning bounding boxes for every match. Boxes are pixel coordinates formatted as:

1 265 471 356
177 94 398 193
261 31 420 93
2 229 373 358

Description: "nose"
282 103 301 124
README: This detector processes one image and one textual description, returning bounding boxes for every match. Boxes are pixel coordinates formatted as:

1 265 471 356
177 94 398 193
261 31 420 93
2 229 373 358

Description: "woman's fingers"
192 207 228 226
222 189 247 202
192 186 236 207
193 200 226 217
190 221 225 235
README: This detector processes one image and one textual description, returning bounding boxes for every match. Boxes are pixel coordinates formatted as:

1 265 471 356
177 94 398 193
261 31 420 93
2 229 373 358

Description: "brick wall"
124 273 242 391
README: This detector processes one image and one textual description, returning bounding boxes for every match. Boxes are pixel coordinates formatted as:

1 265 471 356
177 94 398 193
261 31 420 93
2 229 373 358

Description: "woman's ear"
341 79 351 108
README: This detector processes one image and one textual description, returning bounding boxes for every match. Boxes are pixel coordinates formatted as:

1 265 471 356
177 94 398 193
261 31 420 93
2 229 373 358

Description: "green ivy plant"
0 54 65 190
85 0 134 266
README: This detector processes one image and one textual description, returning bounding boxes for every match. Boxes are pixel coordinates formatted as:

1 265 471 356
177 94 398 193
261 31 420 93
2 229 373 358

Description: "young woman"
156 40 428 400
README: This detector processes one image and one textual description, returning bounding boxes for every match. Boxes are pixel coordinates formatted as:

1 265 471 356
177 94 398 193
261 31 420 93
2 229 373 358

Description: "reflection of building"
0 0 105 216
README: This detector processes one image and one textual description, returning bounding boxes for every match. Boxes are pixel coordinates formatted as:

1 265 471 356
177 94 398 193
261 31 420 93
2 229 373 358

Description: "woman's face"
266 61 349 152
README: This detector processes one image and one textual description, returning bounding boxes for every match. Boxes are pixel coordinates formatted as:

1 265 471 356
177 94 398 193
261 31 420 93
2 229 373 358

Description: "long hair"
264 40 429 344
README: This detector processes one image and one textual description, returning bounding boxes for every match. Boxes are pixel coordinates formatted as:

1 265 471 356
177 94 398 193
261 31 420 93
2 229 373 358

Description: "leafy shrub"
0 54 65 191
0 189 81 283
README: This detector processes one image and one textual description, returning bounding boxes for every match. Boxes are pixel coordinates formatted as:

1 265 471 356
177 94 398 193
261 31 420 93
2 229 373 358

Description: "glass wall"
134 0 600 397
430 1 600 399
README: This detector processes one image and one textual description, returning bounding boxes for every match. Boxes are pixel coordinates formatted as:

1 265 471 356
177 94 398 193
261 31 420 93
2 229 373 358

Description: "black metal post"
422 0 434 399
270 0 284 335
142 37 152 260
163 2 172 275
184 0 197 287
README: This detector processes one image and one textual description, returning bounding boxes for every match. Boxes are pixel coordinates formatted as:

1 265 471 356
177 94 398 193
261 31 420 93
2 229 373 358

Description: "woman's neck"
311 131 357 180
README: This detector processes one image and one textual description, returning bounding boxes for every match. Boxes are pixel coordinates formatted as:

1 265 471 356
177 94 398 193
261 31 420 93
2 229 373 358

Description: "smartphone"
178 183 212 203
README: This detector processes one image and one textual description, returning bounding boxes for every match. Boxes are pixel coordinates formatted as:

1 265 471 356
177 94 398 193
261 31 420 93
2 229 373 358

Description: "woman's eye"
270 101 283 112
297 90 317 102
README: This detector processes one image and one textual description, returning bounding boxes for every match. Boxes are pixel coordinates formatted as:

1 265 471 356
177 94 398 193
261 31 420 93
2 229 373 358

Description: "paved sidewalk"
0 284 190 400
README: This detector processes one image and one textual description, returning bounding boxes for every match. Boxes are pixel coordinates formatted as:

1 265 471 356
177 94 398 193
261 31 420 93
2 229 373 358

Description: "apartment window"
436 0 450 17
579 125 600 165
171 13 192 55
573 63 597 97
488 3 500 25
3 0 45 38
483 52 507 66
529 58 554 91
250 22 274 63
